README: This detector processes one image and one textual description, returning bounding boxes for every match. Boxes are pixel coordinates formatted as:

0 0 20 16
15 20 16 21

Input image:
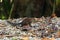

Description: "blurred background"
0 0 60 19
